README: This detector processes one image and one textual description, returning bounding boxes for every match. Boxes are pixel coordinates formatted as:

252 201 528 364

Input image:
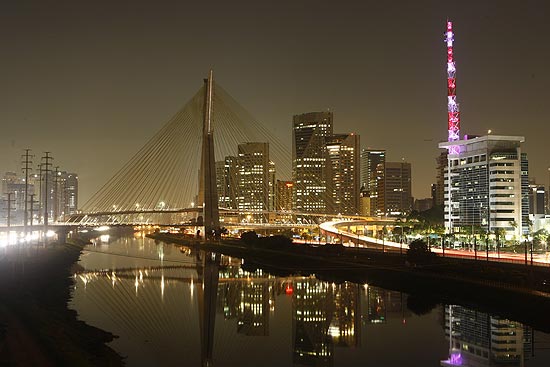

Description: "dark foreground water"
69 232 550 367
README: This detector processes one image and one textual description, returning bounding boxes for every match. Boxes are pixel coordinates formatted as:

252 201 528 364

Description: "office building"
276 180 293 211
383 161 412 216
292 112 333 213
360 149 385 216
216 156 238 210
237 142 274 222
528 182 546 215
434 152 448 206
326 133 360 215
58 171 78 219
359 185 371 216
439 135 529 239
414 198 433 212
1 172 32 225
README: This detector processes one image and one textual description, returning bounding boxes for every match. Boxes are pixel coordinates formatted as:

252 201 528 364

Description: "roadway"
320 221 550 267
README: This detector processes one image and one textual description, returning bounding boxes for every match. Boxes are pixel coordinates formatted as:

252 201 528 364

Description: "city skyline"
1 1 549 203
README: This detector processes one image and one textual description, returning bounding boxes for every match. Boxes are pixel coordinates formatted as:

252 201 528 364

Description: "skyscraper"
383 161 412 216
276 180 293 212
1 172 32 225
439 135 529 238
434 151 448 207
237 142 274 222
292 111 333 213
528 182 546 215
59 172 78 218
360 149 385 216
216 156 238 210
326 133 360 215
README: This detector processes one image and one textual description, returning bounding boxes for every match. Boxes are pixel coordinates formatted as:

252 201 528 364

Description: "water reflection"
442 305 533 367
70 235 549 367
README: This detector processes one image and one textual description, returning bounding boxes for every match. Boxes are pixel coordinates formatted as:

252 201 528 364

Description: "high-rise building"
49 170 79 221
359 185 371 216
326 133 360 215
434 151 448 206
414 198 433 212
439 135 529 239
292 112 333 213
59 172 78 218
360 149 385 216
216 156 238 210
1 172 33 225
276 180 293 212
383 161 412 216
528 182 546 216
237 142 274 222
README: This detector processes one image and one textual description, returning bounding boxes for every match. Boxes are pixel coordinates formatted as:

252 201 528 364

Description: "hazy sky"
1 0 549 203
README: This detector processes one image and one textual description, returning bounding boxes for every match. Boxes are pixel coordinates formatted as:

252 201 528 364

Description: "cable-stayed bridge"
67 71 365 229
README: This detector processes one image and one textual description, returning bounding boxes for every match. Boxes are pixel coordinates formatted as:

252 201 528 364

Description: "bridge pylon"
198 70 220 239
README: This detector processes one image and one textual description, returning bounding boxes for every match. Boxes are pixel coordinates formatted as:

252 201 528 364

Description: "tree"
241 231 259 246
533 229 549 251
407 239 435 265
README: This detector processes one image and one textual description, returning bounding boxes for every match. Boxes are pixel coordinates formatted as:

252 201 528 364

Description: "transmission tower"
41 152 53 228
3 193 15 227
29 193 37 227
446 20 460 154
21 148 33 230
53 166 60 222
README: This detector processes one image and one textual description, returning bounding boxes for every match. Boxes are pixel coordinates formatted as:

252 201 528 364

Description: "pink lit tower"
445 20 460 154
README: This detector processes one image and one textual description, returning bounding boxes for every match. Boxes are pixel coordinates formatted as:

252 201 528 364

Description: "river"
69 232 550 367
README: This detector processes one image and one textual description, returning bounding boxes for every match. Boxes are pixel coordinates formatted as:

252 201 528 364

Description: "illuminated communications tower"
446 20 460 154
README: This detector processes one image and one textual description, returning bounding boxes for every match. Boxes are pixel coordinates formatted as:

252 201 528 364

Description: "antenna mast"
446 20 460 154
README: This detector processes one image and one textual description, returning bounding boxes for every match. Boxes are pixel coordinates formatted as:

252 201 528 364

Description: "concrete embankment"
0 241 124 366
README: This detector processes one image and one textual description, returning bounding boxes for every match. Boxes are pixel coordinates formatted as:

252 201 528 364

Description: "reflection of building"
441 305 533 367
439 135 529 238
326 134 360 215
218 268 272 336
293 279 333 366
360 149 385 216
292 112 333 214
329 283 360 347
366 286 387 324
237 281 270 336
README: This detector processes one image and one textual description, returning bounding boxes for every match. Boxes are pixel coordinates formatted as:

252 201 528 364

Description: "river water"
69 232 550 367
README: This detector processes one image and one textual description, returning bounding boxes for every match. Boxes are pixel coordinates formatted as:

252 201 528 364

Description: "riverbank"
149 232 550 332
0 241 124 366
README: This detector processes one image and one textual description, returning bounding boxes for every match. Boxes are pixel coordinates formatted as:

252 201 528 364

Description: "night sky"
1 0 549 203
